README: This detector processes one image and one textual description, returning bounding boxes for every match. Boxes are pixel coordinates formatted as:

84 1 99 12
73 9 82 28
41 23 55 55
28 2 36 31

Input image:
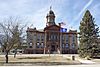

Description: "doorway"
51 45 56 53
51 45 55 51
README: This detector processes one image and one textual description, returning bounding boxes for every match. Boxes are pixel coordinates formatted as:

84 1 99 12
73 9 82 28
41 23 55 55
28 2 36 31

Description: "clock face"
48 17 54 22
48 17 50 22
51 19 54 22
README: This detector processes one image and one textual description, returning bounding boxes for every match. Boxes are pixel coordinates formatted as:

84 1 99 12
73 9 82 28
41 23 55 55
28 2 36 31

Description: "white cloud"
90 3 100 29
66 0 94 31
26 4 51 29
0 0 99 31
90 4 100 16
0 0 52 29
73 0 93 22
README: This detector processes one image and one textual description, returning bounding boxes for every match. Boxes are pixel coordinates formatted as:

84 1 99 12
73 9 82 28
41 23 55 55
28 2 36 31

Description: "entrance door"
51 45 56 53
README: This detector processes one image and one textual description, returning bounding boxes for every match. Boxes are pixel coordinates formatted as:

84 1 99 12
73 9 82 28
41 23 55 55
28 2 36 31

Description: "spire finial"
50 6 52 10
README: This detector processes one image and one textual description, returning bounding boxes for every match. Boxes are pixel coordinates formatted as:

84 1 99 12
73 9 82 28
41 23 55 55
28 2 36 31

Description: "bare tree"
0 23 16 63
0 17 27 63
12 24 26 58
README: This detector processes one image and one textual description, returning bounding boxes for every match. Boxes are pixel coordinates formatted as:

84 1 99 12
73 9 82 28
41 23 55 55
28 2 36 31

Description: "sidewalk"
62 54 96 64
78 59 96 64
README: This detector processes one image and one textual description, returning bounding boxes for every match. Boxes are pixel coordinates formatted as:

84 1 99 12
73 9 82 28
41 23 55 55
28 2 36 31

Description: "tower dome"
48 10 55 15
46 6 55 26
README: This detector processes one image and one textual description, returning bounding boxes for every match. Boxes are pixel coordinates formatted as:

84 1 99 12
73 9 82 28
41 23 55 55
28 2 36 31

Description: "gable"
44 25 60 31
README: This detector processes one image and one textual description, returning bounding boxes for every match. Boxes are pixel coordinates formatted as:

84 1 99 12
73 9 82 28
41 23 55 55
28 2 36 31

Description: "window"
71 43 75 48
34 34 36 39
56 36 58 40
62 35 65 41
37 35 40 41
41 35 44 41
50 35 56 40
36 42 44 48
41 39 44 41
66 35 68 42
41 43 44 48
36 43 40 48
54 35 55 40
29 43 32 48
51 35 53 40
62 44 65 48
66 43 69 48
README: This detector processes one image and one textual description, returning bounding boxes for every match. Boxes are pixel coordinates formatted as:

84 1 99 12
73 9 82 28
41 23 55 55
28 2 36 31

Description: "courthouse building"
24 8 78 54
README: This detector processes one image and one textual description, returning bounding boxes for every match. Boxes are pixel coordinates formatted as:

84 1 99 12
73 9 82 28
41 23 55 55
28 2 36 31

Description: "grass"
0 62 81 66
0 55 81 66
18 57 44 59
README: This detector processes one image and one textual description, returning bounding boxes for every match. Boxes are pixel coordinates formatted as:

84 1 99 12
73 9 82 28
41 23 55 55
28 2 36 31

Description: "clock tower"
46 7 55 26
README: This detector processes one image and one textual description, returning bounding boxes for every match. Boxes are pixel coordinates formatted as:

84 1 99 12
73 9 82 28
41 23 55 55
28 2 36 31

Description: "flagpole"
59 23 62 54
59 22 66 55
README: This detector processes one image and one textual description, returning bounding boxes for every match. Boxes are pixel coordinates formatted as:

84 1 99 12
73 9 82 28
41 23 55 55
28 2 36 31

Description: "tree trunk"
14 49 17 58
5 52 8 63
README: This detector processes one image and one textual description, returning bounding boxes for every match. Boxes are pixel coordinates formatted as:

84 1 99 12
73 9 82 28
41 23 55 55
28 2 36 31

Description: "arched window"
41 42 44 48
66 43 69 48
29 43 32 48
36 42 40 48
71 43 75 48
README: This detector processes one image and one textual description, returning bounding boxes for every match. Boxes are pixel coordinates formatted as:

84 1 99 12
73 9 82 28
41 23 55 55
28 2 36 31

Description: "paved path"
62 54 96 64
0 64 100 67
78 59 96 64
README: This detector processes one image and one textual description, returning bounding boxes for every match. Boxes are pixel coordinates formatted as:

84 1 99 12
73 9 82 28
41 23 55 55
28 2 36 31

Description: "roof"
46 9 55 17
44 25 61 31
26 27 37 32
37 29 44 32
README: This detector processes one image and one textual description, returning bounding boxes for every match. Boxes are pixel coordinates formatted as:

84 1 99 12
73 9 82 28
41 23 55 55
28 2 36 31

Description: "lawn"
0 54 81 66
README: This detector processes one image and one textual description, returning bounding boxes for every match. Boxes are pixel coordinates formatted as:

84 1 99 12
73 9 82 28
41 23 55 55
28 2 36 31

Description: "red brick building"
24 8 78 54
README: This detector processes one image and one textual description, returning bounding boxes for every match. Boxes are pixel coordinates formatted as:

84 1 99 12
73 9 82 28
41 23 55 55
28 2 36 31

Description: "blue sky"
0 0 100 32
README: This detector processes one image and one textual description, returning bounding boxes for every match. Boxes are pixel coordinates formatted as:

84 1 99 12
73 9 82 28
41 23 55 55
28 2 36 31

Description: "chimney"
58 23 61 27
